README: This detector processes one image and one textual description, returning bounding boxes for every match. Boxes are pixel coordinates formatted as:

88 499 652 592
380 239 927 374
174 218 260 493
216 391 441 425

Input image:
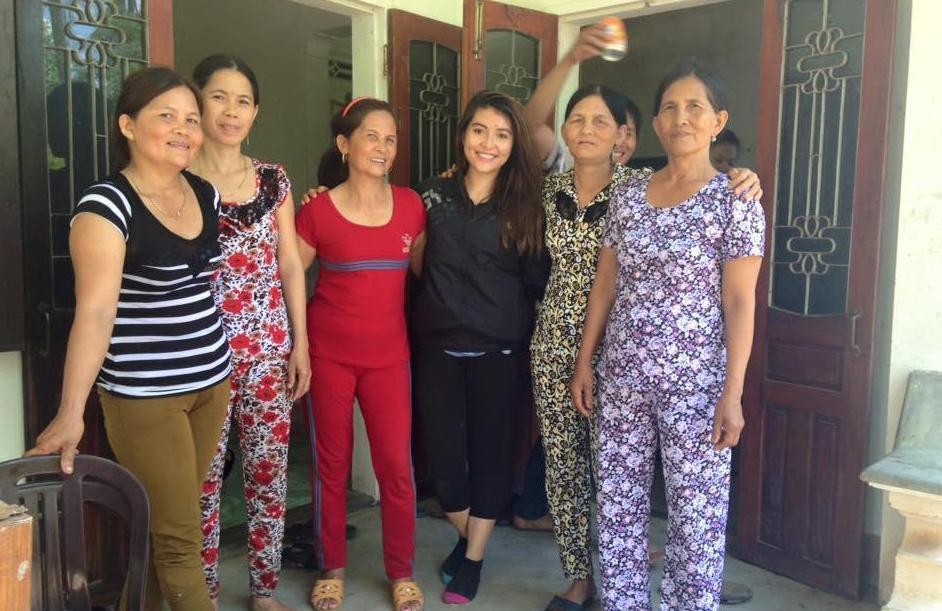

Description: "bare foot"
648 545 665 566
391 576 423 611
512 513 554 532
559 577 594 605
311 568 345 611
250 594 295 610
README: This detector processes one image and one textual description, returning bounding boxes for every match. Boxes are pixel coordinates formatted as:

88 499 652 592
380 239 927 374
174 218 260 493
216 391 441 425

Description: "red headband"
341 96 371 117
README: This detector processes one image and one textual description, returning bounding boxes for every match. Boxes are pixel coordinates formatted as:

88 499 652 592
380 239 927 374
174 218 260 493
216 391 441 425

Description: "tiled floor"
214 506 879 611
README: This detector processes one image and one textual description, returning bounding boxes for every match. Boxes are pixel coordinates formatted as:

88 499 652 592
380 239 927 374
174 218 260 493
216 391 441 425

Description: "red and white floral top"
212 158 293 375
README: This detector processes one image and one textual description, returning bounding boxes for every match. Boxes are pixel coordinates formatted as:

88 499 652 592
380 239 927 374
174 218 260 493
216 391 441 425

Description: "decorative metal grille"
771 0 865 316
484 29 539 104
408 40 459 187
43 0 149 309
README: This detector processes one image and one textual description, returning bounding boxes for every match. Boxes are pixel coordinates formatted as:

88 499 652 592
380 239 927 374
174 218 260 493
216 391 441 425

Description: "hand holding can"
600 17 628 62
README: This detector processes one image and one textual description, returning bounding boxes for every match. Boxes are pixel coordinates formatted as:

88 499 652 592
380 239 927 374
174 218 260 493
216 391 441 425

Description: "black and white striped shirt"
71 171 232 398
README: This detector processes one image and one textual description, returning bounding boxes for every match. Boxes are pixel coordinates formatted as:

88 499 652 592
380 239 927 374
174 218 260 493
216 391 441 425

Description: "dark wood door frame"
737 0 897 597
16 0 175 445
387 8 462 189
460 0 558 109
16 0 57 443
0 0 25 355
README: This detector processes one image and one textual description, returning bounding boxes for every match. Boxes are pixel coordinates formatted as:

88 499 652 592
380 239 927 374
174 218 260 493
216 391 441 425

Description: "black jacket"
411 175 548 352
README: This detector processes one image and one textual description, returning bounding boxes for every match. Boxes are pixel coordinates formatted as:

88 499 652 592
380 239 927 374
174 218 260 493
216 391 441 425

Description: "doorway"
172 0 354 530
580 0 764 543
580 0 894 599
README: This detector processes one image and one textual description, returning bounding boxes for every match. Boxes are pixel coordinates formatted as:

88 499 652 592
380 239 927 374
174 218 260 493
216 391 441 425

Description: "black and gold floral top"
530 164 650 362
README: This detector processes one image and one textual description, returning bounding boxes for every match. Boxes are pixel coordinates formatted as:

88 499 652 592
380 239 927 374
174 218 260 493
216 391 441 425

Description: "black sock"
440 537 467 582
445 557 483 601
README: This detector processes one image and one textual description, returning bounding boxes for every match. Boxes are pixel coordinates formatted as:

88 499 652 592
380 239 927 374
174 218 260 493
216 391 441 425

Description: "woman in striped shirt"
28 67 230 611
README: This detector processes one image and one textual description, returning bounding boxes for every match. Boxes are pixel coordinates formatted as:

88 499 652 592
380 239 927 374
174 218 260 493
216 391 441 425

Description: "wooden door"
387 8 463 494
737 0 896 597
16 0 174 450
387 9 462 189
14 0 174 600
461 0 558 108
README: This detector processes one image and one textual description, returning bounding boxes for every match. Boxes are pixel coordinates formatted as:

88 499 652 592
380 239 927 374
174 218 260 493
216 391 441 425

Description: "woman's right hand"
566 21 611 65
569 361 595 417
300 185 329 206
25 410 85 474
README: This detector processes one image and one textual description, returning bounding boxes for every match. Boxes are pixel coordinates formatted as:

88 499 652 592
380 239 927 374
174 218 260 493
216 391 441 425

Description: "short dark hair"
713 128 740 151
564 84 629 127
316 98 396 188
653 58 729 116
192 53 260 104
112 67 202 171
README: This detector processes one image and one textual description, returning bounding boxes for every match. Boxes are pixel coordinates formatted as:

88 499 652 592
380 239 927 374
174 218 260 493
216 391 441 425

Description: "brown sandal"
310 578 344 609
391 580 424 611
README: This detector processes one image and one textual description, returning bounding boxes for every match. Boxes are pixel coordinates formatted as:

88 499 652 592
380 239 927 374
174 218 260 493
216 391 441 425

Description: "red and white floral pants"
200 354 292 599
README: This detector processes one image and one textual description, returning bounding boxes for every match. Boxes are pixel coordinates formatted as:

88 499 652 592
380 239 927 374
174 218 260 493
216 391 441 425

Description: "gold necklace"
220 156 251 201
125 171 187 218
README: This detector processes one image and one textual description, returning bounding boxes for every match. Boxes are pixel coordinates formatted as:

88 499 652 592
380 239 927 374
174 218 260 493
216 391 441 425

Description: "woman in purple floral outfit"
570 60 765 611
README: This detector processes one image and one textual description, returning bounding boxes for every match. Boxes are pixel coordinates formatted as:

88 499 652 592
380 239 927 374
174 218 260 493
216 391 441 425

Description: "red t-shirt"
296 185 426 367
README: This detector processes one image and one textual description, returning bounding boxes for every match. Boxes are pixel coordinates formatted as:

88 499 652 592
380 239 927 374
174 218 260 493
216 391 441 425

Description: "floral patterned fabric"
529 163 648 581
595 172 765 610
201 159 294 599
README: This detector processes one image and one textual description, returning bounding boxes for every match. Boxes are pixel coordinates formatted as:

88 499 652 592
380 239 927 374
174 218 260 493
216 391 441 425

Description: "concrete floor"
214 506 878 611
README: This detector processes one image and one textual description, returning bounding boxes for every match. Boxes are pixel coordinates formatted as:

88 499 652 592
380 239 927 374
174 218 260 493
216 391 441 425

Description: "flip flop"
392 580 424 611
310 578 344 609
543 594 594 611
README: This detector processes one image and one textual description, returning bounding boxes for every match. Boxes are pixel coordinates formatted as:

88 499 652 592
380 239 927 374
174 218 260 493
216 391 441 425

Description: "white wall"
0 352 24 461
175 0 352 195
389 0 461 25
579 0 761 167
871 0 942 600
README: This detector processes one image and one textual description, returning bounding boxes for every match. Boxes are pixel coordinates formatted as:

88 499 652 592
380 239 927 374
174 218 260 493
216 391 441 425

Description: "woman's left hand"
711 392 745 451
727 168 763 202
287 343 311 401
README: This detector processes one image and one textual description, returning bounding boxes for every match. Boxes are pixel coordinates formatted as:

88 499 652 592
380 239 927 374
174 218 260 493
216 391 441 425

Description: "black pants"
413 346 520 519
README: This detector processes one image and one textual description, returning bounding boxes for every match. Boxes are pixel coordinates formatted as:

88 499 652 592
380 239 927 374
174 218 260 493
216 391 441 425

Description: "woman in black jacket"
410 90 546 606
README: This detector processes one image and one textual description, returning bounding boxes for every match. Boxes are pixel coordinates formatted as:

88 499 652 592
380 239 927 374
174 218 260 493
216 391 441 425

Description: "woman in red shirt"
295 98 426 611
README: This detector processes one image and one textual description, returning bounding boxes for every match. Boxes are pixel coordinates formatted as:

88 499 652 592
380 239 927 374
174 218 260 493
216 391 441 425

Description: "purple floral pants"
596 377 730 610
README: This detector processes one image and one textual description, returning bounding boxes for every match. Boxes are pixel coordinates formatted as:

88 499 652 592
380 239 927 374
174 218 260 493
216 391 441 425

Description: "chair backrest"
0 455 149 611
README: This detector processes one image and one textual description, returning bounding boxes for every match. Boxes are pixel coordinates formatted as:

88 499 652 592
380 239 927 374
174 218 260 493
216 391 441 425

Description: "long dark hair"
112 67 202 170
316 97 396 189
192 53 260 104
455 91 543 256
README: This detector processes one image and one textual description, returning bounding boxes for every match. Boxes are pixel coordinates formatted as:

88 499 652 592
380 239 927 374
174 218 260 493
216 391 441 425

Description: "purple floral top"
598 172 766 390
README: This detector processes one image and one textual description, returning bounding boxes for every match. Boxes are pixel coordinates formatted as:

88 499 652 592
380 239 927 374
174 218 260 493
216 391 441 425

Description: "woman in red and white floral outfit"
190 54 310 611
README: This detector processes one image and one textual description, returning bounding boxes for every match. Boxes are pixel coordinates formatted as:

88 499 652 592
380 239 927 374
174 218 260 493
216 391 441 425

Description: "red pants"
304 357 416 579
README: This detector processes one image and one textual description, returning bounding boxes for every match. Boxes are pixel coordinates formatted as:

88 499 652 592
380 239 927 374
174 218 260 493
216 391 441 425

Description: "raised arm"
569 246 619 416
26 214 125 472
523 22 609 162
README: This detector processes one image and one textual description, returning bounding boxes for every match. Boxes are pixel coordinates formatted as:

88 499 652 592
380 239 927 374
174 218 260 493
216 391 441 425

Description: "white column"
873 485 942 611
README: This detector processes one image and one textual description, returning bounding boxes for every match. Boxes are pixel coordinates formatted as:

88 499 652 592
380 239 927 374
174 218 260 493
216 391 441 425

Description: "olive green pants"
99 378 230 611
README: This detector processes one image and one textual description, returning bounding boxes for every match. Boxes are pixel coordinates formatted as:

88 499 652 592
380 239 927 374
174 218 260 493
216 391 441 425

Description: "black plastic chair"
0 455 150 611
